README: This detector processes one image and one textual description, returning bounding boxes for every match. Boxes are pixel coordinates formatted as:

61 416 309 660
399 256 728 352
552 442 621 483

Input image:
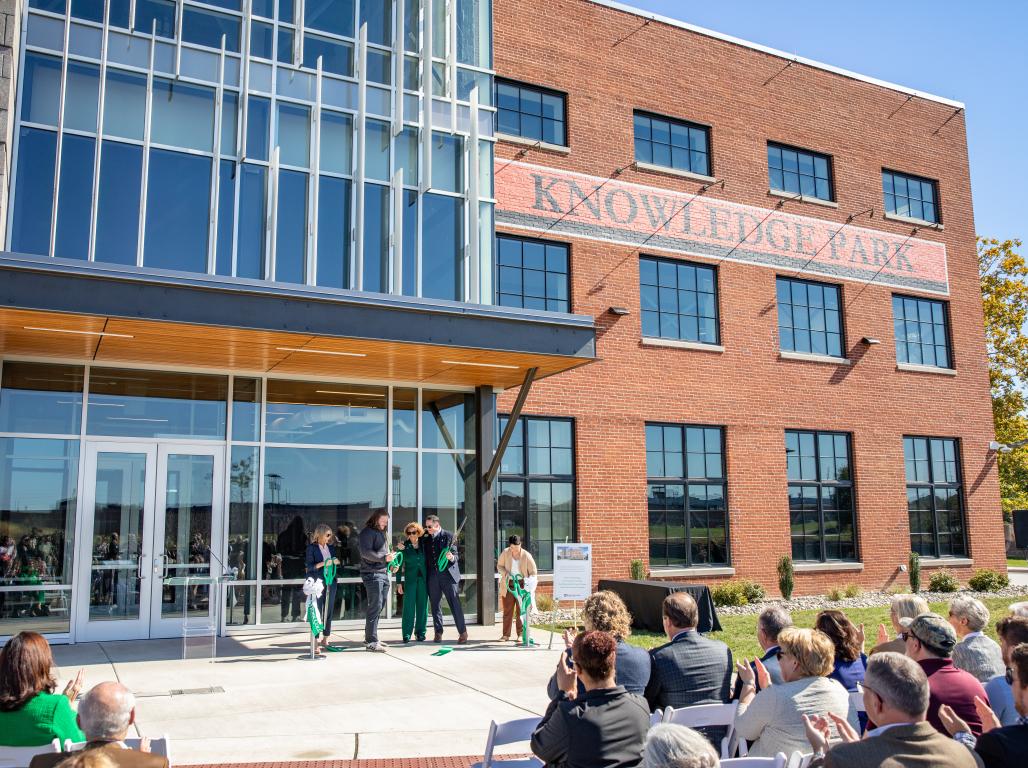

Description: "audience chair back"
649 709 664 727
471 717 543 768
662 701 741 758
784 751 815 768
63 737 170 760
721 754 787 768
0 739 61 768
849 683 865 716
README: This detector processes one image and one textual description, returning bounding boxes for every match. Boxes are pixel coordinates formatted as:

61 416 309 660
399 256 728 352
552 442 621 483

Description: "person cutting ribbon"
423 515 467 644
394 522 428 643
304 524 339 651
497 535 538 643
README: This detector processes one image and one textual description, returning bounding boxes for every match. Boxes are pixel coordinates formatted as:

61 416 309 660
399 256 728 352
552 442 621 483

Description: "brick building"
492 0 1004 595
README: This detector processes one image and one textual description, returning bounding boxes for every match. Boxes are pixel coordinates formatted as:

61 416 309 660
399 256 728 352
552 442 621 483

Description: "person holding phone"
305 523 340 650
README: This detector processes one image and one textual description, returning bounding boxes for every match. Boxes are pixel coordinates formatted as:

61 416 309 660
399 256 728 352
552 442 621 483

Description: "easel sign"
553 543 592 601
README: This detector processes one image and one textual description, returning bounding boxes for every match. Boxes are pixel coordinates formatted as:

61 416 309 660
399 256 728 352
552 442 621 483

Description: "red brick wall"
493 0 1004 596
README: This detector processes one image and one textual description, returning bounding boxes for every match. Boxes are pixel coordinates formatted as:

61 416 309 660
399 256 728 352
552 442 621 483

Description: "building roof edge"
588 0 966 110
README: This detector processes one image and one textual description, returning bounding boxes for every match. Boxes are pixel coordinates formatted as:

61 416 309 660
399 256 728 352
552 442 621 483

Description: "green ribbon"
306 598 324 637
323 556 337 585
437 548 453 573
507 575 532 646
387 550 404 575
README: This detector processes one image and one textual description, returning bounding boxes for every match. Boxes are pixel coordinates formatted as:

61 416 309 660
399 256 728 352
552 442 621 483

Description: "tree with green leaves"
979 237 1028 517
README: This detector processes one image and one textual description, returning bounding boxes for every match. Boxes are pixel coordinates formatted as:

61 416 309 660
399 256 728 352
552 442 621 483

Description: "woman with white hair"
871 593 929 656
948 596 1005 682
642 725 719 768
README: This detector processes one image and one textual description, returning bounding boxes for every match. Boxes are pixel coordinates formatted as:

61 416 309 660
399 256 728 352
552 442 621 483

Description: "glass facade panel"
63 61 100 133
11 127 57 257
55 134 95 261
274 169 308 284
0 363 84 436
265 380 387 446
422 391 474 451
143 149 212 273
316 176 351 288
422 194 462 301
231 378 262 443
94 141 142 265
21 53 62 126
151 80 216 152
362 183 389 293
102 70 146 140
228 445 259 584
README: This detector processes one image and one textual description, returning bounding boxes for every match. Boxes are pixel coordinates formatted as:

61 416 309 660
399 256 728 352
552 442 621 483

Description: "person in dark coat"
304 523 339 649
532 630 649 768
422 514 467 644
276 515 306 622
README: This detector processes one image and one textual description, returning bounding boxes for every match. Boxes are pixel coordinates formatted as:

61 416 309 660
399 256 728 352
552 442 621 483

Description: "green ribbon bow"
387 550 404 575
507 575 532 646
323 556 337 586
306 598 324 637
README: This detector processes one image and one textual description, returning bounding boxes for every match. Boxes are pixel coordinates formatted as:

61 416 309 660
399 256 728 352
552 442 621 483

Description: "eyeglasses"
901 632 912 642
1006 667 1014 686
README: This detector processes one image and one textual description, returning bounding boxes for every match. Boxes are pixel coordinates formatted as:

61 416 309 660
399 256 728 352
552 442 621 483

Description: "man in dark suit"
30 682 168 768
422 514 467 644
644 591 733 712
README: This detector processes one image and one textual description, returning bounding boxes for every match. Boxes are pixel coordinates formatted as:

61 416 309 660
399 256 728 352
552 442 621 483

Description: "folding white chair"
0 739 61 768
470 717 544 768
662 701 741 758
649 709 664 727
785 751 815 768
850 683 866 715
721 753 787 768
63 737 170 760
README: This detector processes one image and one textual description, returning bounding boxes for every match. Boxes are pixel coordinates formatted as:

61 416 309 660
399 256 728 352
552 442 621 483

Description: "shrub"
967 568 1009 592
844 583 862 599
741 579 766 603
778 555 794 600
928 570 960 593
630 559 646 580
826 586 845 602
711 581 749 607
909 551 921 593
535 593 555 612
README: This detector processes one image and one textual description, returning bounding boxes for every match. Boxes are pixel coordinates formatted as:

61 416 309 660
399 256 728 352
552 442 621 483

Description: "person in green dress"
0 631 86 746
394 522 428 643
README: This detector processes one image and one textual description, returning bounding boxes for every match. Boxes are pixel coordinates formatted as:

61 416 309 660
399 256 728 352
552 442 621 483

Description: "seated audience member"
815 609 867 691
53 752 117 768
734 627 857 757
1009 602 1028 619
644 592 732 712
871 594 930 656
641 724 719 768
985 617 1028 726
902 612 990 736
802 651 980 768
950 596 1007 683
532 630 649 768
732 606 792 699
939 642 1028 768
548 590 650 699
0 631 85 746
30 682 168 768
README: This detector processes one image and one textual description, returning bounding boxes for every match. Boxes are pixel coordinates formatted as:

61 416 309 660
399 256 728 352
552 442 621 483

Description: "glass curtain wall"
13 0 496 303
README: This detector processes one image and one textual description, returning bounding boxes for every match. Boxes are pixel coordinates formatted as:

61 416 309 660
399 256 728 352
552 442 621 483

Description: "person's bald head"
78 681 136 741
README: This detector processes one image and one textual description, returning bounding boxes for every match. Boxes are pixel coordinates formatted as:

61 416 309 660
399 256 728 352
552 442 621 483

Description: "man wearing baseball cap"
901 612 990 736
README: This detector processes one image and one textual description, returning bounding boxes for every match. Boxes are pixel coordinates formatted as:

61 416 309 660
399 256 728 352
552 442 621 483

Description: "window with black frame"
768 143 833 202
786 430 857 562
495 233 570 312
496 416 574 571
883 170 939 224
646 423 728 568
905 436 966 559
495 79 566 146
633 112 710 176
640 256 719 344
893 295 952 369
776 277 844 358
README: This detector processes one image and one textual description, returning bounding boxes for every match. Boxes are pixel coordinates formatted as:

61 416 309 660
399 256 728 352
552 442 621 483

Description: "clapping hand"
827 711 860 744
562 627 576 650
938 704 970 736
975 696 1001 733
856 623 866 653
876 623 890 646
63 669 84 702
555 652 578 696
802 714 831 754
139 737 152 754
753 657 772 690
735 659 756 687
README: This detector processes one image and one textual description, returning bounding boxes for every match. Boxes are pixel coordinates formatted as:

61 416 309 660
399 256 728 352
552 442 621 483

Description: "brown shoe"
433 631 443 643
458 631 469 644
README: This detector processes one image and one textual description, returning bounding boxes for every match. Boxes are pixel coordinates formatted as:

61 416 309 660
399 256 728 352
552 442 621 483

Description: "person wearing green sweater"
0 631 86 746
394 522 428 643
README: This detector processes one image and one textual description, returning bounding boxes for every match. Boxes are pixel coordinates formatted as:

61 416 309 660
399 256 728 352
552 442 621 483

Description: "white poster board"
553 543 593 601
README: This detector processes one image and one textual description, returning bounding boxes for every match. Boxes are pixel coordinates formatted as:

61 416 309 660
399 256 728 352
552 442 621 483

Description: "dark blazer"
975 723 1028 768
809 722 983 768
644 629 733 711
422 529 460 583
30 741 169 768
304 542 337 581
531 686 649 768
548 640 651 699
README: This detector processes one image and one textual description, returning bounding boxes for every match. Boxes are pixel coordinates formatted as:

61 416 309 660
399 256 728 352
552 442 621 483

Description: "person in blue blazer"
422 515 467 644
305 524 339 650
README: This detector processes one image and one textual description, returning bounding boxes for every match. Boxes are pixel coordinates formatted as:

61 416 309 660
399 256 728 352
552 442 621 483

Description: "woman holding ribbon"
305 524 339 650
393 522 428 643
497 535 538 642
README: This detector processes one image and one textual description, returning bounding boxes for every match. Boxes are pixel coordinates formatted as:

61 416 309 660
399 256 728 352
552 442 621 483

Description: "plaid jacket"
644 629 733 711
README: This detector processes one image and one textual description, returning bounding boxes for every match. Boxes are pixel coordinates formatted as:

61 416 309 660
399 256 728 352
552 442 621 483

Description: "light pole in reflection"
392 465 402 509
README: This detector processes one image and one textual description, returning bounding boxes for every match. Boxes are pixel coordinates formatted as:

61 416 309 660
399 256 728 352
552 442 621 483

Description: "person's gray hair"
890 594 930 621
757 606 793 643
950 596 990 632
1009 601 1028 619
642 724 719 768
78 682 135 740
863 652 930 718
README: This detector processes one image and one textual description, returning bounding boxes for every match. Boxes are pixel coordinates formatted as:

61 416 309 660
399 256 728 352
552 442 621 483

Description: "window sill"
769 189 839 209
496 132 570 155
794 562 864 573
641 337 725 353
884 212 943 230
634 161 717 185
779 351 850 366
650 566 736 578
919 557 973 568
897 363 957 377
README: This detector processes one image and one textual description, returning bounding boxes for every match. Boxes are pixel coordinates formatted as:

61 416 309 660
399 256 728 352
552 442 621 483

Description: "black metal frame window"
496 234 570 312
633 111 710 176
768 143 833 201
905 436 966 559
495 79 566 146
786 430 857 562
776 277 844 357
883 170 939 224
640 256 719 344
892 295 952 369
646 423 728 568
496 415 574 571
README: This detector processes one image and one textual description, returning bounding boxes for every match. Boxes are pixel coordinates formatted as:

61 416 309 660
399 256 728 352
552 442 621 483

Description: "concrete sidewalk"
51 625 563 765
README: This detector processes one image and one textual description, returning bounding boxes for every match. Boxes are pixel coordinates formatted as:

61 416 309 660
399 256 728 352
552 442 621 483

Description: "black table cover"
596 579 722 634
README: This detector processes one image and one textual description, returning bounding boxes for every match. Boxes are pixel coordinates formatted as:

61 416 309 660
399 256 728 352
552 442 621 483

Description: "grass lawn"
1008 557 1027 567
536 596 1015 663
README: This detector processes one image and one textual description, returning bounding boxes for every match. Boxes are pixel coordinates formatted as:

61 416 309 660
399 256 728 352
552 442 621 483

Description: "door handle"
137 553 147 580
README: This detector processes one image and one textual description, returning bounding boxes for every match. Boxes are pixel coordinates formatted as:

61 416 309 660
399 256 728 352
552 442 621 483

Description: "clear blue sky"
618 1 1026 244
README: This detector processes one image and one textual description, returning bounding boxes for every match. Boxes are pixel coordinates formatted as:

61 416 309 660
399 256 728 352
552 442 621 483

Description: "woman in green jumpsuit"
394 521 428 642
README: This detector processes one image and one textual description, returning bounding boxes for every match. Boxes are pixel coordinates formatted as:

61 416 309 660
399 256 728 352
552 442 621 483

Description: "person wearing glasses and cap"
394 522 428 643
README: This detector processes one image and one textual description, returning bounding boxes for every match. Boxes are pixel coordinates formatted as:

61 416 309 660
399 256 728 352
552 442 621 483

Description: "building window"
883 170 939 224
497 416 575 571
768 143 833 202
640 256 719 344
905 436 965 559
495 79 566 146
496 234 570 312
786 430 856 562
633 112 710 176
646 424 728 568
776 278 844 358
893 295 951 369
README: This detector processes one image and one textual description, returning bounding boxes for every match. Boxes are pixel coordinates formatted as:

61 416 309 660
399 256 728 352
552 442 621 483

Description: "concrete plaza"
51 624 564 765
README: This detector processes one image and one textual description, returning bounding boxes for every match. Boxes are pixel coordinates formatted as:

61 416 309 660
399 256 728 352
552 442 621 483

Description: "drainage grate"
135 686 225 698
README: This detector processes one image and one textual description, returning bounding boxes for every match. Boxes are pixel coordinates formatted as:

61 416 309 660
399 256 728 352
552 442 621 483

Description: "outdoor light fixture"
23 326 134 338
608 307 631 316
276 347 367 357
990 439 1028 453
440 360 519 369
861 337 881 345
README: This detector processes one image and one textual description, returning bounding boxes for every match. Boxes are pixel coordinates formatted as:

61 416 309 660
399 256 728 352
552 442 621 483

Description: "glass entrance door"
76 443 224 642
